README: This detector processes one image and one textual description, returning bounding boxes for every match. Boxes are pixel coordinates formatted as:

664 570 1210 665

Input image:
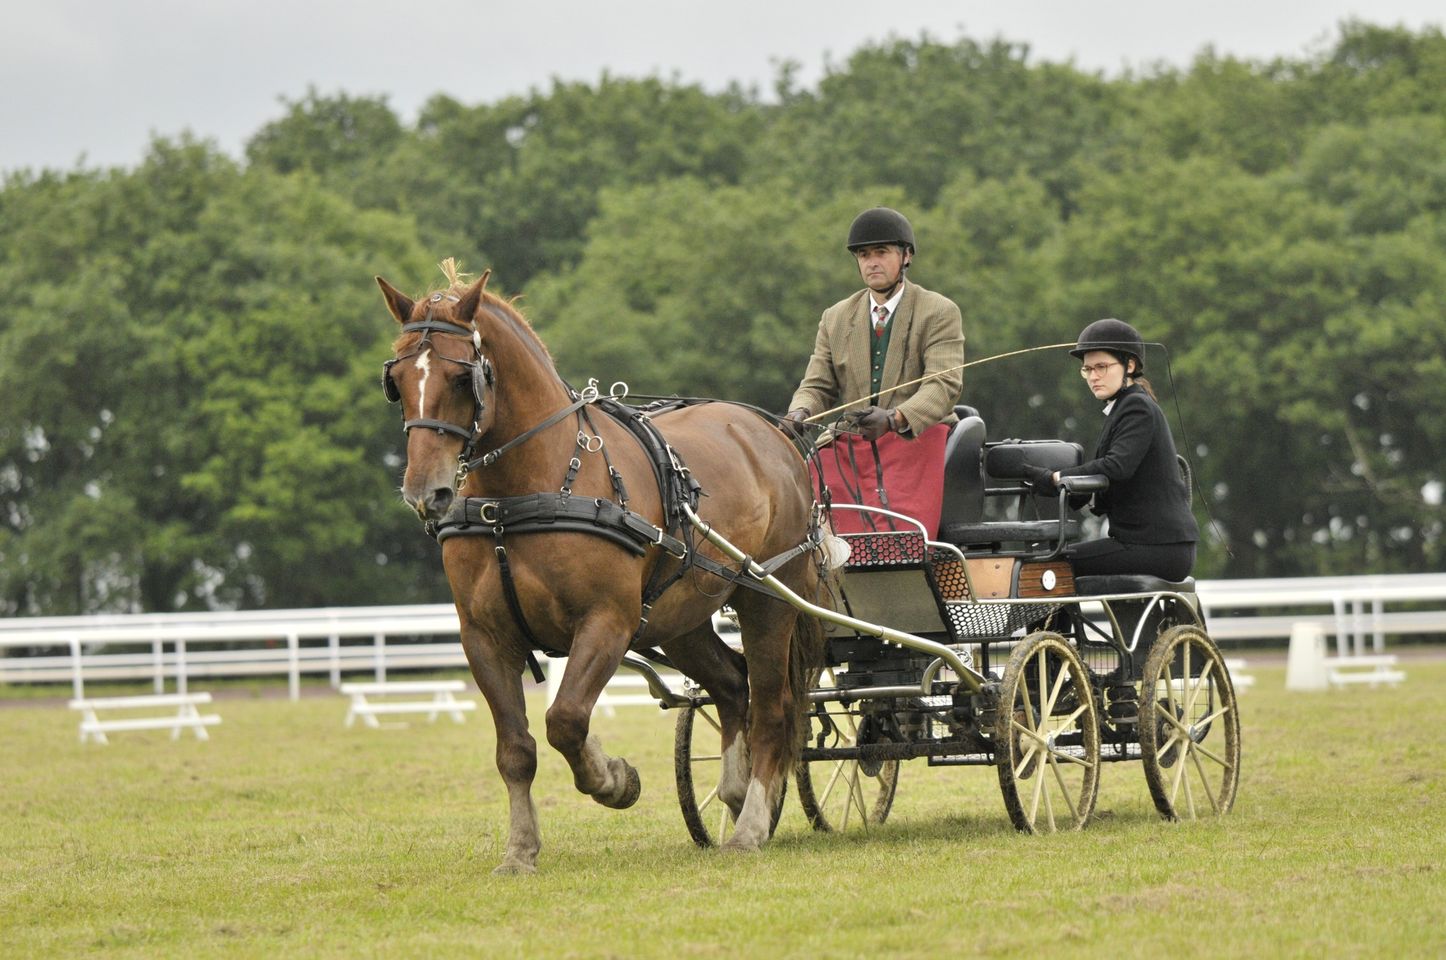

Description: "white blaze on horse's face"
414 348 433 418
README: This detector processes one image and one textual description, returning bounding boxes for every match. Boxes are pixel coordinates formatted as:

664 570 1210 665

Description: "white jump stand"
69 692 222 745
340 680 476 729
1285 622 1329 691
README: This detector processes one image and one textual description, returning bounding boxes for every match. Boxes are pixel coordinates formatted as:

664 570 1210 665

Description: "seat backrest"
984 440 1084 518
939 416 986 527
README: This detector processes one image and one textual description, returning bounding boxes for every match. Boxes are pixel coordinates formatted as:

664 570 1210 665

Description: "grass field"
3 661 1444 959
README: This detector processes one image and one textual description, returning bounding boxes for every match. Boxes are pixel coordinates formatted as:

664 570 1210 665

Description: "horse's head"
377 272 498 523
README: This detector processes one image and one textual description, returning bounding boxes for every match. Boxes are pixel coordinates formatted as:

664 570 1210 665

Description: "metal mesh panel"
841 531 928 569
941 600 1062 642
1077 640 1125 682
930 558 972 601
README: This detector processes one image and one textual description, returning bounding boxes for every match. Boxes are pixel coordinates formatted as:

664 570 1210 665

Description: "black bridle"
382 308 495 486
383 304 603 491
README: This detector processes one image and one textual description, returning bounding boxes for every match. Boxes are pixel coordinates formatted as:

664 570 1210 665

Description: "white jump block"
68 692 221 745
1324 654 1405 689
340 680 476 729
1285 622 1329 691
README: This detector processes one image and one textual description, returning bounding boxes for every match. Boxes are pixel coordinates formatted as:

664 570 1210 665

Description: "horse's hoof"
594 760 642 810
493 860 537 876
720 836 762 854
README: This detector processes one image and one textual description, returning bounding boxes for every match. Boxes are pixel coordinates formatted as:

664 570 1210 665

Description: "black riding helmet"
846 207 916 255
1071 317 1145 375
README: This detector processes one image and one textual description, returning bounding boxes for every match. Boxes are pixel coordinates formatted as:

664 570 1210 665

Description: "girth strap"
435 492 689 558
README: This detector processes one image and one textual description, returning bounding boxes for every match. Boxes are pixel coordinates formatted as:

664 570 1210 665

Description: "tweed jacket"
788 280 965 435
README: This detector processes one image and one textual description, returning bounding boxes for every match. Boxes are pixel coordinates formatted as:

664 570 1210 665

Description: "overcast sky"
2 1 1441 175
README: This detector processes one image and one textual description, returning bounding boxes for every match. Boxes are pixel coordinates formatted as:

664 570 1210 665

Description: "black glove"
1020 462 1057 490
781 408 811 437
853 406 895 442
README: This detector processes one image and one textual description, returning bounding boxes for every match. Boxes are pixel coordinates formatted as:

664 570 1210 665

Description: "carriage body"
674 409 1240 839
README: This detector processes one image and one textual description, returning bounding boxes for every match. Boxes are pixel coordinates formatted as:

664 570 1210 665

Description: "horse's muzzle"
405 486 455 523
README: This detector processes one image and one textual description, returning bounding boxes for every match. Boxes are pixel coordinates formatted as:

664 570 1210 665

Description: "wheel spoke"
1190 740 1229 767
1041 758 1057 831
1014 742 1041 779
818 758 848 808
1011 718 1048 746
690 753 724 763
1187 745 1221 814
1029 747 1048 823
1051 747 1094 769
1041 652 1069 719
1047 752 1080 823
700 708 722 735
1195 702 1232 729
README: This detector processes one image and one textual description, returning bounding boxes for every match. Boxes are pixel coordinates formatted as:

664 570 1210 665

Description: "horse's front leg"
545 618 639 809
465 638 543 874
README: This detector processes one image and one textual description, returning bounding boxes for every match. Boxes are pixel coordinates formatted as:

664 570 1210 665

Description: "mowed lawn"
3 660 1444 959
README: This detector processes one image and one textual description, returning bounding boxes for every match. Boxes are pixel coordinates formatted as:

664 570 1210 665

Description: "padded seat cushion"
1074 574 1196 596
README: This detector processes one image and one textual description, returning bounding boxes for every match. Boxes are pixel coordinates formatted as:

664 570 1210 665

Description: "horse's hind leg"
662 620 751 818
545 616 641 809
724 590 805 851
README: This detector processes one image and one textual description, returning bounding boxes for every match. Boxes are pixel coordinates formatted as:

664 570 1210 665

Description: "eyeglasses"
1079 361 1121 378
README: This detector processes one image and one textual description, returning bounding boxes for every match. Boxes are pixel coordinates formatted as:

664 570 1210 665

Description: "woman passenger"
1022 319 1199 582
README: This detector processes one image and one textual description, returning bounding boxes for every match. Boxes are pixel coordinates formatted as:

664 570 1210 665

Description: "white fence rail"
3 574 1444 699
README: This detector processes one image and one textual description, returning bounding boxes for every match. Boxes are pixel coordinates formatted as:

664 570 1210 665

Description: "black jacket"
1061 384 1198 544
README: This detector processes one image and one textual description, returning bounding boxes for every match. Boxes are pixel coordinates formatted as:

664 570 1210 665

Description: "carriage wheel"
994 631 1101 833
795 669 900 832
1138 624 1240 821
674 702 784 848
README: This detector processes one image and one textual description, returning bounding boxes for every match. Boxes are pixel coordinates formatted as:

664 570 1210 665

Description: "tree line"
2 21 1443 614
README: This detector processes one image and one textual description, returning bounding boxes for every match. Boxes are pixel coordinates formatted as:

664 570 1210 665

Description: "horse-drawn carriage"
376 269 1238 872
668 406 1240 840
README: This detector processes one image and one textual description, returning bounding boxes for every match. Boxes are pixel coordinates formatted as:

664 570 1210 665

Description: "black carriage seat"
939 431 1087 552
1074 574 1196 596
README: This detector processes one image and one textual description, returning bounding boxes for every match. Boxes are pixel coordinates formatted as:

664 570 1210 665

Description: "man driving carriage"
782 207 965 535
784 206 965 439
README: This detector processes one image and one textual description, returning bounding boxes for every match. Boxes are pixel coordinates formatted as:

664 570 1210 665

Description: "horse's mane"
392 260 556 372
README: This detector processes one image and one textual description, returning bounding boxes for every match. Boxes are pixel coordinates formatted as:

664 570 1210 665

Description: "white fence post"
176 638 188 696
70 635 84 701
152 637 165 694
287 632 300 701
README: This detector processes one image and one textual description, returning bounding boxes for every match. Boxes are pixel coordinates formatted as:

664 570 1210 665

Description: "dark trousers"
1066 537 1195 582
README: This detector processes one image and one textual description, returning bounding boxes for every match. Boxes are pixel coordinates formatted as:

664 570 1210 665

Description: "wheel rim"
1139 625 1240 821
796 674 899 832
674 703 735 847
994 632 1100 833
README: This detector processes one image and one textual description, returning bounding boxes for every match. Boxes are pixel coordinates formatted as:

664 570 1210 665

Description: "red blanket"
811 423 949 538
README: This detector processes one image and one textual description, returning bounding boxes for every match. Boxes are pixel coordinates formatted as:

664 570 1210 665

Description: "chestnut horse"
376 271 826 873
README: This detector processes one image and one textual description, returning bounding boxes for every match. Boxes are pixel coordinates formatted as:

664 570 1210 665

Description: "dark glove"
1020 462 1057 490
853 406 895 442
781 408 811 437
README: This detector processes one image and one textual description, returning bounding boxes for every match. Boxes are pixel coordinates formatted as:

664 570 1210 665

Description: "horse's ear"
376 276 415 325
454 270 491 325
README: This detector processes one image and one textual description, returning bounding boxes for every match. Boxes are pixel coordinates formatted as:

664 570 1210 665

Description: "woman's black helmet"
846 207 916 254
1071 318 1145 374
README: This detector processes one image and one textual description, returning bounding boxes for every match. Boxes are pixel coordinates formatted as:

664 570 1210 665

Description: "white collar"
1102 399 1116 416
869 283 906 319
